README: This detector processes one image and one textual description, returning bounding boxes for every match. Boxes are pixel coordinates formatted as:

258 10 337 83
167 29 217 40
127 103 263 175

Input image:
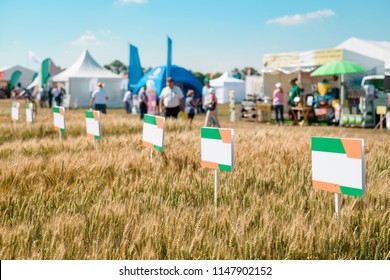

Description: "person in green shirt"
289 78 301 106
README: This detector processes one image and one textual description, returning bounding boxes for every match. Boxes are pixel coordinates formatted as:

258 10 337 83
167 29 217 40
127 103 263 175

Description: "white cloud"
117 0 148 4
267 9 335 25
72 32 101 46
99 29 112 36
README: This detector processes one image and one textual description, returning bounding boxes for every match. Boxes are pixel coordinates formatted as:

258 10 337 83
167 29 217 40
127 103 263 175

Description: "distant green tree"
143 67 152 74
104 60 127 75
240 67 261 80
191 71 205 84
212 72 223 79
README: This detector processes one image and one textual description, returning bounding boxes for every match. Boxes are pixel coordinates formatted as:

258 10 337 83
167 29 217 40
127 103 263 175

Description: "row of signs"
10 104 366 199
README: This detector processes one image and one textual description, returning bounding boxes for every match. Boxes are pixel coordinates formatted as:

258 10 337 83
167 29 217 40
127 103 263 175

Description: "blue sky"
0 0 389 73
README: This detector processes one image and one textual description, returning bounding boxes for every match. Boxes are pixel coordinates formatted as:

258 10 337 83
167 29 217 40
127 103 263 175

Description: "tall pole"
335 193 341 217
340 74 345 126
214 169 218 211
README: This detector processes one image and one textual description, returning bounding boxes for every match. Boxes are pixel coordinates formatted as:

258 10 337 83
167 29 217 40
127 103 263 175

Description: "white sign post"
11 102 20 125
312 136 366 217
53 106 66 144
142 114 165 161
201 127 234 210
85 110 101 149
25 103 34 131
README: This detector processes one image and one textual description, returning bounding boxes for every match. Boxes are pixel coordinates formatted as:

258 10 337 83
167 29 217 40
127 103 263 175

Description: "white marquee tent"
53 50 126 108
0 65 37 87
336 38 390 74
210 72 245 104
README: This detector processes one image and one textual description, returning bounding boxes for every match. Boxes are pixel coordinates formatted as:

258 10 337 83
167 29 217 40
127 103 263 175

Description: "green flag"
10 70 22 90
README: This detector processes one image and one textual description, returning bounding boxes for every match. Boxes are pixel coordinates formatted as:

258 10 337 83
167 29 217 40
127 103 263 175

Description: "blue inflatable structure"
134 65 202 100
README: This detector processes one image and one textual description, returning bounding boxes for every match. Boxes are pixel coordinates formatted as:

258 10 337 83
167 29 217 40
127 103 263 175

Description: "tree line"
104 60 261 83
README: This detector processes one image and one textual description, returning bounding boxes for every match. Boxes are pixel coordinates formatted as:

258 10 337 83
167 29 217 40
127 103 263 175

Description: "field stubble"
0 101 389 259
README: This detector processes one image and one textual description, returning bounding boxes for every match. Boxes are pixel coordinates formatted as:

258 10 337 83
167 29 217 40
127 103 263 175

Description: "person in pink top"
204 87 220 127
273 82 284 125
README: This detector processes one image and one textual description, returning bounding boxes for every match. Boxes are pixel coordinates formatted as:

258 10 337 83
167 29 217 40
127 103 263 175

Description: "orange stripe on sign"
93 111 99 121
201 160 219 169
87 133 95 139
142 141 153 149
60 108 65 116
313 180 341 194
54 126 60 132
156 117 164 129
219 129 232 143
341 139 362 159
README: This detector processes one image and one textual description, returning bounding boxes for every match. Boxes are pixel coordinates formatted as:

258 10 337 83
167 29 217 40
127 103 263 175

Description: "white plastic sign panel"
312 136 365 197
142 114 165 152
53 106 66 132
85 110 101 140
25 103 34 124
11 102 20 122
201 127 234 172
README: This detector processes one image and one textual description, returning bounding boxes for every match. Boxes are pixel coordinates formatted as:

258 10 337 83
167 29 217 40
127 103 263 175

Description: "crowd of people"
5 76 221 128
93 76 221 128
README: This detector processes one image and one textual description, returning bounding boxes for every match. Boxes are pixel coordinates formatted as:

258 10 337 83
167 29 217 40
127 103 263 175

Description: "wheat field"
0 100 389 260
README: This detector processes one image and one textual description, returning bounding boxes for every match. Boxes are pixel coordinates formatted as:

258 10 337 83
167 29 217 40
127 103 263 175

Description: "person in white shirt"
123 89 132 114
89 82 109 114
159 77 184 118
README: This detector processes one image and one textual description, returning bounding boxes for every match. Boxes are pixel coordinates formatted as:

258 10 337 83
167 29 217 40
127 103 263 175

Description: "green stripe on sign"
144 114 157 125
218 164 232 172
94 135 100 140
53 107 60 113
25 103 29 109
154 145 163 152
60 128 65 133
311 137 346 154
340 186 363 197
12 102 16 108
85 111 94 118
201 127 221 140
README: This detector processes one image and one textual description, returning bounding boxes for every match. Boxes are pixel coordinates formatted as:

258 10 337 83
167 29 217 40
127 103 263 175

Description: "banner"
201 128 234 172
312 137 365 197
128 45 143 90
167 36 172 79
10 70 22 90
28 51 42 70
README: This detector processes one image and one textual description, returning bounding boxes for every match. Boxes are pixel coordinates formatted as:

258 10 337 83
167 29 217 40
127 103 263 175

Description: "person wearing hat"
159 77 184 118
273 82 284 125
202 77 212 112
204 87 220 127
138 85 148 120
90 82 109 114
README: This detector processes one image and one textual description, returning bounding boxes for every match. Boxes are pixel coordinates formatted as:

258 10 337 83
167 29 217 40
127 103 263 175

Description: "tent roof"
53 50 121 81
0 65 37 80
210 72 244 87
336 37 390 70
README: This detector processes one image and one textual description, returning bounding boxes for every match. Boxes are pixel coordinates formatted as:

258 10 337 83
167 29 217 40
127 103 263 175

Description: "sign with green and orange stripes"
201 127 234 172
53 106 65 132
85 110 101 140
142 114 165 152
25 103 34 124
11 102 20 122
312 137 365 197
